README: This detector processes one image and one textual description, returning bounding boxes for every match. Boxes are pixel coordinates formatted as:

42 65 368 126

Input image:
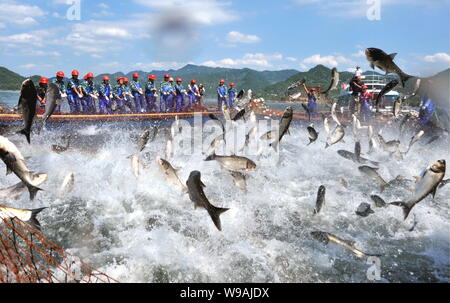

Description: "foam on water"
0 116 449 283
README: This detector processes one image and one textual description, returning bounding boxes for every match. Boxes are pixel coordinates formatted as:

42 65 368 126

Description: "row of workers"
37 71 239 114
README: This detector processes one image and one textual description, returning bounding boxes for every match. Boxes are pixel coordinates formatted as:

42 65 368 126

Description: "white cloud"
19 63 37 69
226 31 261 44
424 53 450 64
134 0 238 25
132 61 191 70
286 57 298 62
99 3 110 9
352 50 366 58
202 53 284 69
0 1 46 26
299 54 355 70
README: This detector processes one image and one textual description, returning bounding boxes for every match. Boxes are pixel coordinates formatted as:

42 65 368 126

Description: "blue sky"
0 0 449 78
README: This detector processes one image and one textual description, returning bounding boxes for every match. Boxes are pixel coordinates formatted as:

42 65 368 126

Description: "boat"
337 72 400 110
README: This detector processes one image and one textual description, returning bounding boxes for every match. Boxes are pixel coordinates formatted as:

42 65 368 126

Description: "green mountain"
0 67 26 90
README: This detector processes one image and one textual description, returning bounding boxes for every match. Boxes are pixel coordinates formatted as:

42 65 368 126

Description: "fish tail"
18 128 31 144
390 201 413 220
207 206 230 231
325 143 330 149
27 184 43 200
307 138 314 146
204 152 216 161
29 207 47 231
400 73 413 88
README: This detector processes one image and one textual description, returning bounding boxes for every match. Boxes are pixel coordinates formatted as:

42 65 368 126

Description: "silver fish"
325 125 345 148
0 206 47 231
0 173 47 200
405 130 424 154
307 124 319 146
17 79 38 143
186 171 229 231
40 83 62 130
271 106 293 150
365 48 412 87
156 156 187 192
321 68 339 97
313 185 326 215
0 135 42 200
358 165 390 192
311 231 381 258
59 172 74 195
375 79 399 111
391 160 446 220
230 171 247 192
205 153 256 172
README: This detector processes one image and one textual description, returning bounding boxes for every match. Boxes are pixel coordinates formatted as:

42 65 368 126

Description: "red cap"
86 72 94 78
311 88 316 91
149 74 156 80
117 76 123 81
191 79 196 84
123 77 129 83
56 71 65 77
39 77 48 84
83 75 88 80
103 76 110 81
230 82 235 86
176 78 182 82
164 74 170 79
133 72 139 78
219 79 225 83
72 69 79 76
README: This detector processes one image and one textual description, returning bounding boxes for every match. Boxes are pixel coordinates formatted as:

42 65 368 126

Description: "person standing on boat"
80 72 98 114
36 77 48 114
349 75 364 115
174 78 186 112
360 85 373 123
98 76 113 115
302 83 318 118
217 79 228 111
67 70 83 113
130 72 146 113
145 74 158 113
198 83 205 106
228 82 237 109
113 77 126 114
122 77 136 113
187 79 199 109
52 71 66 113
160 74 173 113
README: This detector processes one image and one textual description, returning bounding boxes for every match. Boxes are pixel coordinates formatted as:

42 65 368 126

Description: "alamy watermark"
366 256 381 281
367 0 381 21
66 0 81 21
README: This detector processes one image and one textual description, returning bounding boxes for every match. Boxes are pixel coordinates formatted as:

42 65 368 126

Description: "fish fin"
380 182 390 193
18 129 31 144
27 184 43 200
6 166 13 175
287 129 291 136
389 53 397 59
370 63 375 69
207 206 230 231
204 152 216 161
325 143 330 149
28 207 47 231
431 185 438 199
200 181 206 188
390 201 413 220
307 138 314 146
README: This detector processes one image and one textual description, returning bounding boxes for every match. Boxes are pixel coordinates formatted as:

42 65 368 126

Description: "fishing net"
0 217 118 283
